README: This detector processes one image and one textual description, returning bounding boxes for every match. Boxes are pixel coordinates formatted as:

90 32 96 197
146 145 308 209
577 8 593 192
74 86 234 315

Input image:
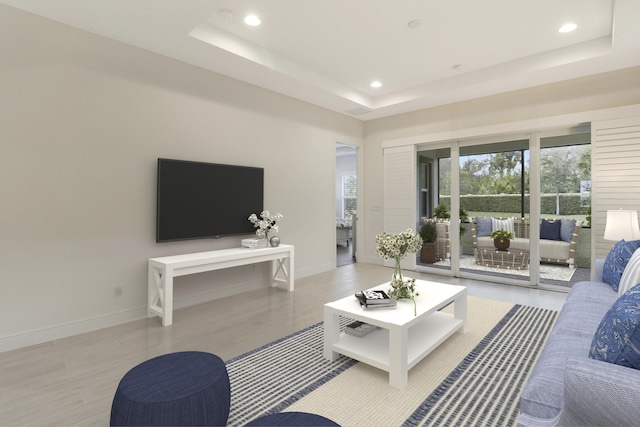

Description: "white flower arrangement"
375 229 423 316
375 229 423 260
248 210 283 238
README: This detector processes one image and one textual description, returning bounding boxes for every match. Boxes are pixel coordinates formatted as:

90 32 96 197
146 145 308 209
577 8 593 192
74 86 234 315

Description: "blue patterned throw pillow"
590 283 640 369
603 240 640 292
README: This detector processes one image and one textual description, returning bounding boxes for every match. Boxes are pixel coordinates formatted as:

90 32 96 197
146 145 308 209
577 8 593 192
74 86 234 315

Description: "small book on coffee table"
356 290 392 304
345 320 380 338
355 291 397 309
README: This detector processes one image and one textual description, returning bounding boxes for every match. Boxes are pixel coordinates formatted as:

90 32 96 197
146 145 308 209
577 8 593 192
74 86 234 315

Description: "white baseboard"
0 307 147 354
360 256 385 266
296 262 334 279
0 280 271 353
0 265 338 354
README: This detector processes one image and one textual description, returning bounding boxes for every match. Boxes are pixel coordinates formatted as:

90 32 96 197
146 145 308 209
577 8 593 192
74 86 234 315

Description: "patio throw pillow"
618 248 640 296
603 240 640 292
540 219 561 240
560 218 576 243
476 217 492 237
589 282 640 369
491 217 514 234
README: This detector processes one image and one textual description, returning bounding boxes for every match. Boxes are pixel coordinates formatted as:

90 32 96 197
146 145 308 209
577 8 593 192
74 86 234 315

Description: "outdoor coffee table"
323 279 467 388
475 248 529 270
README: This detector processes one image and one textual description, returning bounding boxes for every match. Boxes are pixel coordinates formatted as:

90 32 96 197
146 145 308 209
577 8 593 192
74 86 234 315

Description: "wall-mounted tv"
156 158 264 243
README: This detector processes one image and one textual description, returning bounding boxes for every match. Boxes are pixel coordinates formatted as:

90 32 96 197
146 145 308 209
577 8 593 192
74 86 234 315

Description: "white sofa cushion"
491 217 514 234
619 248 640 296
476 236 570 260
540 239 571 261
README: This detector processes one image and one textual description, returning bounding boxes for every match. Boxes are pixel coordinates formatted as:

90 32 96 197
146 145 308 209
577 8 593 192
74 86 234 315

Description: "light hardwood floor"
0 263 567 426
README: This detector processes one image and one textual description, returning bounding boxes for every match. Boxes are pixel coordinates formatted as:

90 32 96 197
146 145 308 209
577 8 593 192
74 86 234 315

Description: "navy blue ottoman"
110 351 230 426
246 412 340 426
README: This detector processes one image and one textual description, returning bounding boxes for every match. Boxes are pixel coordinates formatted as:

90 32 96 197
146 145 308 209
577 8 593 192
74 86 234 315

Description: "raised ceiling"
3 0 639 120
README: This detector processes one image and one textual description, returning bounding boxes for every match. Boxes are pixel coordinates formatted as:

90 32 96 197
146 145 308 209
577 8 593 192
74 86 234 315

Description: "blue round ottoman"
245 412 340 426
110 351 230 426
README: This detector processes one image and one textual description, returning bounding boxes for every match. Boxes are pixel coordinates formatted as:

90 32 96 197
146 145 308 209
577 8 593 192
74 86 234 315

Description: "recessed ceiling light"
371 81 382 88
558 23 577 33
244 15 261 26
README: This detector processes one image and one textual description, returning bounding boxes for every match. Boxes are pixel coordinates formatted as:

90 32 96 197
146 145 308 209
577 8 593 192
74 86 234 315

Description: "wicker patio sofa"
470 217 582 268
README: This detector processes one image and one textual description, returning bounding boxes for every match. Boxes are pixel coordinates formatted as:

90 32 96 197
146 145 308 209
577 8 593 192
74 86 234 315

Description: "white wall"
361 68 640 265
0 5 363 351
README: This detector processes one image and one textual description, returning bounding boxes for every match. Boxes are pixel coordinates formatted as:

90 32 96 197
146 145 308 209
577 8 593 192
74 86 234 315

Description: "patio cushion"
491 217 514 234
540 239 571 260
476 216 492 236
541 219 561 240
476 236 570 261
560 219 576 243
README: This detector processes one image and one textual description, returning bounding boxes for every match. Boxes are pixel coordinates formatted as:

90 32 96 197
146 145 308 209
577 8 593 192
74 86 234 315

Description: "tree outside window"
540 146 589 216
437 144 590 222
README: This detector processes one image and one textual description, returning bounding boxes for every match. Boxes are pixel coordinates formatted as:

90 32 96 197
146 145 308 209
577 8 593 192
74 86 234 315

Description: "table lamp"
603 209 640 241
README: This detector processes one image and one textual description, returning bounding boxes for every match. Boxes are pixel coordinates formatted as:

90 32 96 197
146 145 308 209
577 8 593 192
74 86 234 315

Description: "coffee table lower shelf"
330 312 464 380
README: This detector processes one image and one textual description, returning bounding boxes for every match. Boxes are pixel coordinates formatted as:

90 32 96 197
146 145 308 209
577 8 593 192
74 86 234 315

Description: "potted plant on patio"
419 220 437 264
433 204 469 237
491 228 513 251
433 203 450 220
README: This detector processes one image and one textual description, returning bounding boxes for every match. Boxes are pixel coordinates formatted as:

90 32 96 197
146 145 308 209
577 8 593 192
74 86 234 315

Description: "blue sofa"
518 259 640 426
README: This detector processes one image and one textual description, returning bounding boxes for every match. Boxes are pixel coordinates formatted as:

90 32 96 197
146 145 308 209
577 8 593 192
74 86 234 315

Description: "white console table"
148 244 294 326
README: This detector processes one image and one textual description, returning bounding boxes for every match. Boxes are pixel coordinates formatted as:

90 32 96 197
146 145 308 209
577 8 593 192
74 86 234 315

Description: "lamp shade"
604 210 640 241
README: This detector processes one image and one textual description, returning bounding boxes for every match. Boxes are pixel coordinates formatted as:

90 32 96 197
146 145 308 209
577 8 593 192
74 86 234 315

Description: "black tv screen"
156 158 264 242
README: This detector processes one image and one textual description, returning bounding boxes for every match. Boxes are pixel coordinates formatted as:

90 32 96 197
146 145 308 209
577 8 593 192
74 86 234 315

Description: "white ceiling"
3 0 640 121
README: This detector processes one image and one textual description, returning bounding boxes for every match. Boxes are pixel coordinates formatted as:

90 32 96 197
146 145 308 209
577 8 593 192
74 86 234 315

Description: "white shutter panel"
383 146 416 269
592 116 640 259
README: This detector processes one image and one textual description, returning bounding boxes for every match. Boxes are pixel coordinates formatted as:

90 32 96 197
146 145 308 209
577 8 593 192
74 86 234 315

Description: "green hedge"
439 194 589 216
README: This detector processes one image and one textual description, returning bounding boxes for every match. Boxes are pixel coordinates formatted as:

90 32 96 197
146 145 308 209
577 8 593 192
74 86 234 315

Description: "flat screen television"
156 158 264 242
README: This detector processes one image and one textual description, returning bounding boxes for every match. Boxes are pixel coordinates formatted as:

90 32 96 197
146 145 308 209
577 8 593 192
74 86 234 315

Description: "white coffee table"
323 279 467 388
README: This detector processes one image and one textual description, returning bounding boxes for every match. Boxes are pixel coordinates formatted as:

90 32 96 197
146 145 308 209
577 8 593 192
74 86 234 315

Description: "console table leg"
148 264 174 326
148 266 159 318
148 265 166 319
162 272 173 326
270 257 294 291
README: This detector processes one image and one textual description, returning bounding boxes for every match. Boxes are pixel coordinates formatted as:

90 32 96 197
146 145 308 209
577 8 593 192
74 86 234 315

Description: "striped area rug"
225 298 557 426
402 304 557 426
225 318 357 426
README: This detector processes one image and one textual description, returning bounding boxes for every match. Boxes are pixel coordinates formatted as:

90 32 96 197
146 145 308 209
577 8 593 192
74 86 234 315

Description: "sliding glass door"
416 147 451 273
414 128 591 289
538 134 591 288
458 139 531 284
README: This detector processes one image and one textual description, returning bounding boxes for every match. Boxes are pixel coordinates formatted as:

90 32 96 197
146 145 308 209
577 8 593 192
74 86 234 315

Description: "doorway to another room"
336 143 357 266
